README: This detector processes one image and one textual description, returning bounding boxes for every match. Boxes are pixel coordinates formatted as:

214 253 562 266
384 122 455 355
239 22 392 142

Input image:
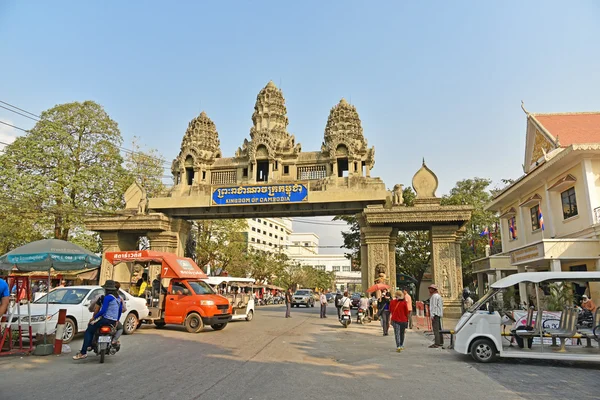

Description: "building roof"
531 112 600 147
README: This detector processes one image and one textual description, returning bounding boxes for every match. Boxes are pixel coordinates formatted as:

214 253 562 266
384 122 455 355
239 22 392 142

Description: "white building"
288 232 361 292
245 217 292 253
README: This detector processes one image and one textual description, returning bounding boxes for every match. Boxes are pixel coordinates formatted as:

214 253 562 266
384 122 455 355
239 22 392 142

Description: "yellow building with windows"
484 107 600 305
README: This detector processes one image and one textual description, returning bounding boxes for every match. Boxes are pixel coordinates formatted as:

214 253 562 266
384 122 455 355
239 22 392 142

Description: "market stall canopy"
0 239 101 271
104 250 207 280
10 268 99 280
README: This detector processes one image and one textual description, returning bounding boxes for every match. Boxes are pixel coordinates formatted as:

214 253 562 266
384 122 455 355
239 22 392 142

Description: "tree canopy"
0 101 167 254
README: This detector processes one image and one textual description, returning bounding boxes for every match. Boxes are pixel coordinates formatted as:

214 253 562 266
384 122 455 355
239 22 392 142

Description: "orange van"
104 250 232 332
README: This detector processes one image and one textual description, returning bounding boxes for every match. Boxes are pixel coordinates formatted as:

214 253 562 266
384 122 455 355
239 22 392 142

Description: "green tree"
441 178 500 288
333 214 361 271
0 101 127 251
123 136 167 198
396 230 431 300
195 219 249 275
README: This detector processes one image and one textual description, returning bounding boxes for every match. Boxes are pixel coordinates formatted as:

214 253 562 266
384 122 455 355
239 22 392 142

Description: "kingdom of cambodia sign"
212 183 308 206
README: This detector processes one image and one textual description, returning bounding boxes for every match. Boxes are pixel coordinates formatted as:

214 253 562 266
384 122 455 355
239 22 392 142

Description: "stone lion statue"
392 184 404 206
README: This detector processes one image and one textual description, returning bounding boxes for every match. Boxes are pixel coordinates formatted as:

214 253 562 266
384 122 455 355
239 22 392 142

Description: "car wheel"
470 338 497 363
211 323 227 331
62 317 76 343
155 321 166 329
246 310 254 321
185 313 204 333
123 312 138 335
310 302 314 308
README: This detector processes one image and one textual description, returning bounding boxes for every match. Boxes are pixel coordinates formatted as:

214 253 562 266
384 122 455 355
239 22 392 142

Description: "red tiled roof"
533 113 600 146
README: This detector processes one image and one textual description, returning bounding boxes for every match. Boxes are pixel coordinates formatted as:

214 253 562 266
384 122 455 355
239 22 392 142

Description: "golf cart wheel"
62 317 76 343
185 313 204 333
470 338 497 363
246 310 254 321
123 313 138 335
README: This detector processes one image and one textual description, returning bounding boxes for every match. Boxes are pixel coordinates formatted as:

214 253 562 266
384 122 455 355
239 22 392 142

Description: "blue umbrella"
0 238 101 271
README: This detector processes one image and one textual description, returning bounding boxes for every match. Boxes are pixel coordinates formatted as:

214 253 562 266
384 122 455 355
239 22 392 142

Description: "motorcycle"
91 324 120 363
339 307 352 328
357 308 369 324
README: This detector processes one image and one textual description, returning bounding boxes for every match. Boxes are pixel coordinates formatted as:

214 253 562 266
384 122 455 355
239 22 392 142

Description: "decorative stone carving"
137 187 148 215
236 81 301 161
321 98 375 171
392 184 404 206
412 160 439 199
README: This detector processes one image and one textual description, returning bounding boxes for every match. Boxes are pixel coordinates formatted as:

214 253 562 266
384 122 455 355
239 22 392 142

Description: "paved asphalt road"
1 305 599 400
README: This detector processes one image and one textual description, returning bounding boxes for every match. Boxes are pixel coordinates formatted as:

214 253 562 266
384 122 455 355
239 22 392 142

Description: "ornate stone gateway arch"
86 81 471 316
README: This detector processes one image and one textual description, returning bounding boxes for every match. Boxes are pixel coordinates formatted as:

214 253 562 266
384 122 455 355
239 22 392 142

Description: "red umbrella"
366 283 390 293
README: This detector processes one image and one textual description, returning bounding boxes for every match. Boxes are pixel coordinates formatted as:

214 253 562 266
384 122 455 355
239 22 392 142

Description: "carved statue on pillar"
392 184 404 206
137 188 148 215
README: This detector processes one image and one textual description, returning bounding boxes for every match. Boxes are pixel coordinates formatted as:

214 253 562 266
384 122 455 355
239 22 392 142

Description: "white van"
454 271 600 363
202 277 256 321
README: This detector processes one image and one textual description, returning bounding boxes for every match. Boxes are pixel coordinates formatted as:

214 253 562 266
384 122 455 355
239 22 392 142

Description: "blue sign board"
212 183 308 206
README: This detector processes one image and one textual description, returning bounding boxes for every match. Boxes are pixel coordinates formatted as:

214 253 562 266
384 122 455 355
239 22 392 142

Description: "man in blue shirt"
73 280 122 360
0 278 10 317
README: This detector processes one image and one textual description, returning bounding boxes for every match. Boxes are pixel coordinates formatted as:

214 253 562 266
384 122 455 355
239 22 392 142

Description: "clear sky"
1 1 599 252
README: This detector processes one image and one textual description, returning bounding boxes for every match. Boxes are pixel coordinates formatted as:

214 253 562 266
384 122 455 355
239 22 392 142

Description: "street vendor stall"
0 239 100 356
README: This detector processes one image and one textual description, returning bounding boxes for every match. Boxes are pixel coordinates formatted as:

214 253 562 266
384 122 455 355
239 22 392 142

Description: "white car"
17 285 149 343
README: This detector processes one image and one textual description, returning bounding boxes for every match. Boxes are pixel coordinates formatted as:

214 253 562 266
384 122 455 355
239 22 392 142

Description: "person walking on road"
335 291 343 319
320 291 327 318
378 291 391 336
403 289 413 329
285 288 293 318
428 284 444 348
390 291 409 352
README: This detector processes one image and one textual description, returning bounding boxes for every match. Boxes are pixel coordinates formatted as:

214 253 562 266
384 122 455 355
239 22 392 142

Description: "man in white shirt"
428 284 444 348
320 291 328 318
339 291 351 319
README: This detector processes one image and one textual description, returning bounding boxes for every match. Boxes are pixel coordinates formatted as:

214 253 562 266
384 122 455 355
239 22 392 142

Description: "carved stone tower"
322 98 375 179
171 111 222 191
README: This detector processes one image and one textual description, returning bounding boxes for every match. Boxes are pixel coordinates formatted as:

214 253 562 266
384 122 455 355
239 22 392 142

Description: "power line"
0 100 172 167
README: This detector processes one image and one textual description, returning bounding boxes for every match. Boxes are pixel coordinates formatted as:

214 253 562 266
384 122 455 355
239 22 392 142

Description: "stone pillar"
332 161 338 178
87 214 192 285
358 217 369 293
361 225 394 293
430 225 462 318
550 259 561 272
389 228 398 290
97 231 138 285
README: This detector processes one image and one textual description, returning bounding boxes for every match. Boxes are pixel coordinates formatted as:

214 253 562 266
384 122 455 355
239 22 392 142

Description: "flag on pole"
538 210 545 231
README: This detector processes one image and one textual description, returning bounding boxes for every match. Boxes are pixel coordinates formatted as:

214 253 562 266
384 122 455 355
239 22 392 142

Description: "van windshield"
188 281 215 295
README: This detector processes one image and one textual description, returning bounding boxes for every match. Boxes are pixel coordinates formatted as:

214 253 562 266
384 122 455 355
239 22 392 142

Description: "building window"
507 216 517 240
269 233 273 237
242 168 248 178
342 266 351 272
252 227 256 232
315 265 326 271
283 165 290 175
304 242 309 247
332 266 340 272
269 223 273 227
264 221 267 225
530 204 541 231
251 237 255 242
263 230 266 234
257 219 261 223
275 235 278 239
561 187 578 219
262 240 266 244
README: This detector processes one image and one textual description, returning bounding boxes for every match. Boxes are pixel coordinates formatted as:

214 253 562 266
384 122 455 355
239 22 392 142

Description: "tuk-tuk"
454 271 600 363
202 277 255 321
104 251 232 333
